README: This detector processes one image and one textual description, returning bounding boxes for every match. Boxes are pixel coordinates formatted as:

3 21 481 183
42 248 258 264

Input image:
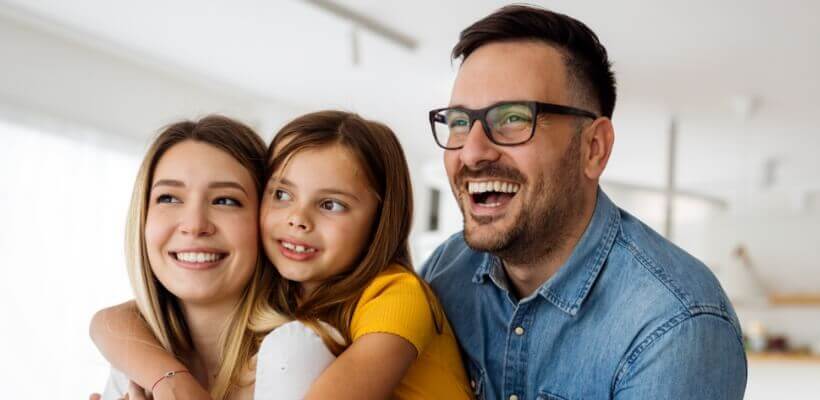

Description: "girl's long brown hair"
258 110 443 353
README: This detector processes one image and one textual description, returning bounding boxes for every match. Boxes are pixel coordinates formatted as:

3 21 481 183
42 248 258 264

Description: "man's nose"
458 120 501 170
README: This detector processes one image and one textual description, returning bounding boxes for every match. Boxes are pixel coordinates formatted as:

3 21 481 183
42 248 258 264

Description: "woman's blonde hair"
125 115 287 399
256 110 444 354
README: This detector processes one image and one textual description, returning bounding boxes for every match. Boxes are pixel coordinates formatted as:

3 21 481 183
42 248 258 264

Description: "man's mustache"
455 164 526 187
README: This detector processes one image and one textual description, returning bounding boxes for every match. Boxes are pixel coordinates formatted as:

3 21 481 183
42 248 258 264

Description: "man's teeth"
174 252 224 263
467 181 520 194
281 241 317 254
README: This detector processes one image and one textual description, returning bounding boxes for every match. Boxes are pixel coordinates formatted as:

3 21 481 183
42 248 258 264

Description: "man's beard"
461 133 583 266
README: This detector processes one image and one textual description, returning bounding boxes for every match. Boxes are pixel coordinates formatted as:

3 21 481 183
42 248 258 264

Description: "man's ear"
582 117 615 180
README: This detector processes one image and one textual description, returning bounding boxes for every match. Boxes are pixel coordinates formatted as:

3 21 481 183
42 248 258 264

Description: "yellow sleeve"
349 267 435 357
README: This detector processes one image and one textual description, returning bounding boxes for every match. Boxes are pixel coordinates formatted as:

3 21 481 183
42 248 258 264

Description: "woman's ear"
582 117 615 180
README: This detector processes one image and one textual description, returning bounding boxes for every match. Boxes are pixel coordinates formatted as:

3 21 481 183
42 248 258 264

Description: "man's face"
445 41 585 264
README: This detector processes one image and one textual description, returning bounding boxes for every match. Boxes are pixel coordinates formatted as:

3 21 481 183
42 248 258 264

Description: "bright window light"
0 118 140 398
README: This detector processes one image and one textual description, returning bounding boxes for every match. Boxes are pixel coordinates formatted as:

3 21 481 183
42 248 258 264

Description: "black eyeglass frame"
428 100 599 150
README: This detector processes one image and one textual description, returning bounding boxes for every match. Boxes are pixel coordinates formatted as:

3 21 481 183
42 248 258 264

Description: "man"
421 5 747 400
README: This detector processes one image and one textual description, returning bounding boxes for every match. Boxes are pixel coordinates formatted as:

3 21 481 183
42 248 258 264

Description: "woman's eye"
214 197 242 207
156 194 180 204
273 189 292 201
320 200 346 212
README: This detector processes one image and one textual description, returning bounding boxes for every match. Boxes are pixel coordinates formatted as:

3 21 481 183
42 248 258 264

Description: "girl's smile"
277 237 321 261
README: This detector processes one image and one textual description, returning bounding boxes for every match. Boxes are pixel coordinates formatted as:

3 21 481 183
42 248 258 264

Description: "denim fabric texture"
421 189 747 400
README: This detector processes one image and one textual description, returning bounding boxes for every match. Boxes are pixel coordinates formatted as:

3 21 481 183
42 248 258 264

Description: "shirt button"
509 395 519 400
514 326 525 335
470 380 476 389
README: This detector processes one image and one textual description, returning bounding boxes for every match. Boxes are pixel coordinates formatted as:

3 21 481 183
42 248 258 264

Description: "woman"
94 115 309 399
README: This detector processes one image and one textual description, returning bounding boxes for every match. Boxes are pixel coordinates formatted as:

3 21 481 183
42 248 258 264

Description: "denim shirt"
421 189 747 400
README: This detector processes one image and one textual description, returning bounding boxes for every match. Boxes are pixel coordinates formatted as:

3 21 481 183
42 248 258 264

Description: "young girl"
92 111 472 399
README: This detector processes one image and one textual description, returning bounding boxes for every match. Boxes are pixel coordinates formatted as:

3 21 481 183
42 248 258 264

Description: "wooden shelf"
768 294 820 306
747 352 820 363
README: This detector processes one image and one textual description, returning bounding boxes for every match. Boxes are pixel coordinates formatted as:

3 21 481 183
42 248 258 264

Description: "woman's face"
145 140 259 306
260 144 379 296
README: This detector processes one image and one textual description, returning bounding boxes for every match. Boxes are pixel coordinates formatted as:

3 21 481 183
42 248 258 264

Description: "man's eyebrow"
271 177 360 202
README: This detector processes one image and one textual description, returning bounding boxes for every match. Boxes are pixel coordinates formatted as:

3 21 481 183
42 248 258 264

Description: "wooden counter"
747 352 820 363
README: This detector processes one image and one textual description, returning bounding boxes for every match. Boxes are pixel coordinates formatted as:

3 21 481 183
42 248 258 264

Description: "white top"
102 321 337 400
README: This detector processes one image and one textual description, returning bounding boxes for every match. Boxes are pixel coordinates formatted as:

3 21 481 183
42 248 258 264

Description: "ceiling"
1 0 819 208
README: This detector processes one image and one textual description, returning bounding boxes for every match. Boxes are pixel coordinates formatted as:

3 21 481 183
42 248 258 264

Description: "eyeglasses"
429 101 598 150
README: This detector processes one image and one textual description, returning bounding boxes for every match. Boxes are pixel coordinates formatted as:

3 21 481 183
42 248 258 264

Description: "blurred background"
1 0 819 398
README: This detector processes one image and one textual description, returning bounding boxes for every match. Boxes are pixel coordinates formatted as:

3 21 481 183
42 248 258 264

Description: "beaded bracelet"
150 370 191 393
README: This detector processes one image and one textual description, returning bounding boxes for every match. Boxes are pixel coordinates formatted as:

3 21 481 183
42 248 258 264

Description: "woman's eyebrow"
152 179 184 189
151 179 248 195
209 181 248 195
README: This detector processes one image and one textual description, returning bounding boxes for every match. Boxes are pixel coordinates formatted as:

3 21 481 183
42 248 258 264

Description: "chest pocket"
467 358 486 400
537 391 569 400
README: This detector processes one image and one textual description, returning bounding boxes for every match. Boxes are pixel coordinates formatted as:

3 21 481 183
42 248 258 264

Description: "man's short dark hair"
453 5 616 119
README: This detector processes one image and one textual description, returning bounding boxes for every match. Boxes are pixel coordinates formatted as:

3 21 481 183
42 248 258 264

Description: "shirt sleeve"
101 368 128 400
613 314 748 400
350 270 436 357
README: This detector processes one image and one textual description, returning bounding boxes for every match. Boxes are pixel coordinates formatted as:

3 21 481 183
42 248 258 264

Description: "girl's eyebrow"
152 179 248 195
274 177 360 202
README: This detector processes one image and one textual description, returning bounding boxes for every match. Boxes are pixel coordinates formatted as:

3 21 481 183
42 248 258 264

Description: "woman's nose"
179 203 215 236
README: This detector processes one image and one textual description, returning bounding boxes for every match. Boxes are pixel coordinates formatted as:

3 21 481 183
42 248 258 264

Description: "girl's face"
260 144 379 296
145 140 259 306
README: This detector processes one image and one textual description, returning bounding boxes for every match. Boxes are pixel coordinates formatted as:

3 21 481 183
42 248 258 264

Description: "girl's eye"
156 194 180 204
320 200 346 212
274 189 292 201
214 197 242 207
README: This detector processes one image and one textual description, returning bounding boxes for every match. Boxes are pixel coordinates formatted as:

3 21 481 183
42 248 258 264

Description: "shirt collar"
471 188 621 316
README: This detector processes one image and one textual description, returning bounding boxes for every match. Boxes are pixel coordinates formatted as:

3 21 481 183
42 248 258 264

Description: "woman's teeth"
174 252 224 263
281 241 317 254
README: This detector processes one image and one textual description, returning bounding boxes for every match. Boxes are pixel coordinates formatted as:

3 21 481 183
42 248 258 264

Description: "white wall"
0 7 303 143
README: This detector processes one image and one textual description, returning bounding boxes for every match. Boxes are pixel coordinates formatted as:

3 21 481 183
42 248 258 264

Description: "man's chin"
463 216 511 252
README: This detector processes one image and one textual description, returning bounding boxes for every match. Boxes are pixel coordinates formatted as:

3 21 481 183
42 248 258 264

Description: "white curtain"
0 118 140 398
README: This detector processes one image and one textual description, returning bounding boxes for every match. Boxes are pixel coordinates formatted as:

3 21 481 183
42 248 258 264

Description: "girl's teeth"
282 241 316 254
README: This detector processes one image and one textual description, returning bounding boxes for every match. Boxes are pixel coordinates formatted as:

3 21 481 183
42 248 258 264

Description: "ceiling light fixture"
305 0 418 52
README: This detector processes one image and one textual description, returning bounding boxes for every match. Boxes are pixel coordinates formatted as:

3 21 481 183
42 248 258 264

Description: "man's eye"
274 189 292 201
449 119 469 128
320 200 346 212
157 194 180 204
501 114 531 124
214 197 242 207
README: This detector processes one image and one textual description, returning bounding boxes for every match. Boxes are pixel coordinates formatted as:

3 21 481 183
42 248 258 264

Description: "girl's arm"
89 301 211 400
303 332 417 400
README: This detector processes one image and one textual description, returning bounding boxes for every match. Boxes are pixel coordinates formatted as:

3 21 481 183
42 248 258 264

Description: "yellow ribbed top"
350 265 473 399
